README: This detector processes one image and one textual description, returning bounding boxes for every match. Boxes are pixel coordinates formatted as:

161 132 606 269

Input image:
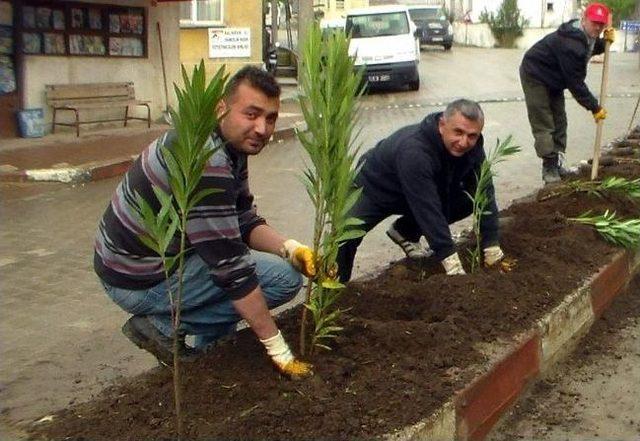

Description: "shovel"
590 39 612 180
157 21 171 124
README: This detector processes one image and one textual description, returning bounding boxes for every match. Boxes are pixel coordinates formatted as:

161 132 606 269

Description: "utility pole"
297 0 314 82
270 0 279 47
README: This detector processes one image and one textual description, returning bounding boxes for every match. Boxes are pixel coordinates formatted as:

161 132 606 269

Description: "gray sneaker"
122 315 198 366
386 224 433 259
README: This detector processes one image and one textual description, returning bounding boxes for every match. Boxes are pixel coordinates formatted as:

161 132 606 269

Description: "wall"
453 22 627 52
450 0 577 28
23 0 181 131
179 0 263 79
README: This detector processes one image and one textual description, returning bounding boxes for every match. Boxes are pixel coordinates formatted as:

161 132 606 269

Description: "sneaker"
386 224 433 259
557 152 578 178
542 157 561 184
122 316 198 366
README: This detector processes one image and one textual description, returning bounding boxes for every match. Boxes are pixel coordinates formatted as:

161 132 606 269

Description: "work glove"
260 330 313 379
441 252 466 275
603 27 615 44
593 107 607 123
281 239 316 277
483 245 505 267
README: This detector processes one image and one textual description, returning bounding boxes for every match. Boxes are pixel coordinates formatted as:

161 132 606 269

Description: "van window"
408 8 446 21
346 12 409 38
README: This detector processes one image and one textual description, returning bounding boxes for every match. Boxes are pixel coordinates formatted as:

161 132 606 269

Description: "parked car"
408 5 453 51
345 5 421 91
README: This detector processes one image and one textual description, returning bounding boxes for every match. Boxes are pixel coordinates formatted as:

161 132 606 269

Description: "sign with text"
208 28 250 58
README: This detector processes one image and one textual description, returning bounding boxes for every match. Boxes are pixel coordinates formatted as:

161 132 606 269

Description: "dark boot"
542 156 561 184
122 315 198 366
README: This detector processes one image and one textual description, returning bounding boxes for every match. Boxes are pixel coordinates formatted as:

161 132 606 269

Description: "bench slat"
45 82 150 137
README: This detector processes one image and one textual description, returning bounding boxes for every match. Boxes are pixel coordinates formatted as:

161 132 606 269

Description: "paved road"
0 48 638 438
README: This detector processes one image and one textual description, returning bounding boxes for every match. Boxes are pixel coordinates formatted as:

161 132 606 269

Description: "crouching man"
94 66 313 379
337 99 505 281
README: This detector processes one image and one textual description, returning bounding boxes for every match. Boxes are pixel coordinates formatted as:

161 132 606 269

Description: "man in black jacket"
520 2 614 184
336 99 504 281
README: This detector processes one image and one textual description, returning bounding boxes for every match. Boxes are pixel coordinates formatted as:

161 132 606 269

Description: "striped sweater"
94 131 266 300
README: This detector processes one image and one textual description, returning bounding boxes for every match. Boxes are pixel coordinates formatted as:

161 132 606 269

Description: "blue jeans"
101 251 302 348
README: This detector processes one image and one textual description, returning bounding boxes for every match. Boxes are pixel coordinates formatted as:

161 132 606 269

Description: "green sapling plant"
134 61 227 438
540 176 640 202
568 210 640 249
296 23 365 356
466 135 520 272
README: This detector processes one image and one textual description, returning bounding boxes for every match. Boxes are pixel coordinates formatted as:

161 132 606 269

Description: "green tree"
296 23 365 355
135 61 226 438
480 0 529 48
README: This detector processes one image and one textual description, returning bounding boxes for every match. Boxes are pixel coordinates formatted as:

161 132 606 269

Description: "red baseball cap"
584 3 610 24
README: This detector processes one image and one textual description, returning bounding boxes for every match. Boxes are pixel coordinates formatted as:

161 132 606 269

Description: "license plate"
432 37 443 42
368 74 391 82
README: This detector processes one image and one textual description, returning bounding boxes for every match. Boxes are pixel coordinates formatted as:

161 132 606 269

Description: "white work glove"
260 330 313 379
483 245 505 267
441 252 466 275
280 239 316 277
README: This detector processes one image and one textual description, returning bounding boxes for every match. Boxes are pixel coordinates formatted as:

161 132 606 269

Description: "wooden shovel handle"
591 40 612 180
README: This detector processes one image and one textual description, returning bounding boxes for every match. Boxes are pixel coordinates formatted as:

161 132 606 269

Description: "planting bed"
30 160 640 441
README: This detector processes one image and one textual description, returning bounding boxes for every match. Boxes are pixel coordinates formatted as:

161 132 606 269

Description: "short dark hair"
443 99 484 124
225 66 281 101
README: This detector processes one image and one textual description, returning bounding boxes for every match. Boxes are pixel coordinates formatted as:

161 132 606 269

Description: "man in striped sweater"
94 66 314 379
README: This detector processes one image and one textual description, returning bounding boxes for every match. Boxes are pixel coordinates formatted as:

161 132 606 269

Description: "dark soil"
31 160 640 441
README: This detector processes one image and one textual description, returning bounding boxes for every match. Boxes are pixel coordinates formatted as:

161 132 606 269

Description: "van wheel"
443 43 452 51
409 77 420 91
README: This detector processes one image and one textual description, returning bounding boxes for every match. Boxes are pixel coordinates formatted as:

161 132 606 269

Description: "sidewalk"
0 87 303 184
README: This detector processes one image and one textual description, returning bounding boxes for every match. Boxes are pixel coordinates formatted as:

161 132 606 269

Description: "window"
546 2 554 12
180 0 223 26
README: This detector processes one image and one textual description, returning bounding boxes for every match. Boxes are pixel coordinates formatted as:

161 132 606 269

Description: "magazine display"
19 2 146 58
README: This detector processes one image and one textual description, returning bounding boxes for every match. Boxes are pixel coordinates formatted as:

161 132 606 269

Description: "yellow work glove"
281 239 316 277
260 330 313 379
483 245 505 267
603 27 615 44
593 107 607 123
441 252 466 275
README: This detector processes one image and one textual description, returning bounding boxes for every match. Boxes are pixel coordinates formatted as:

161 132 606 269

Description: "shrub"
480 0 528 48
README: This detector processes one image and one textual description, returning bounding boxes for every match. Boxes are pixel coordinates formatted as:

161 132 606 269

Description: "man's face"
582 17 606 39
438 111 483 157
217 82 280 155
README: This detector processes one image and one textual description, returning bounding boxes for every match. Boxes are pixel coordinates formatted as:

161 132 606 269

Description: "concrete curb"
385 249 639 441
0 125 303 184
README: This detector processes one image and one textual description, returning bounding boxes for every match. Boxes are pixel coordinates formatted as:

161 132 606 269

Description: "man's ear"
438 115 446 135
216 100 228 119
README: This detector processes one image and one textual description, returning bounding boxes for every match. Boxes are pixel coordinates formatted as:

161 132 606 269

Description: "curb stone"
383 249 638 441
0 125 303 184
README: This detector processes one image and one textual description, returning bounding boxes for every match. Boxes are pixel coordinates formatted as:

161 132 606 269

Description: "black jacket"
520 19 605 113
356 112 499 260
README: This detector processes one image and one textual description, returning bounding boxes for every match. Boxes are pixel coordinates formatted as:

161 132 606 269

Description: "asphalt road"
1 47 639 439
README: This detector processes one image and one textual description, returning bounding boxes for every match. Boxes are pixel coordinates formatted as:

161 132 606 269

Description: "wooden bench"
45 82 150 137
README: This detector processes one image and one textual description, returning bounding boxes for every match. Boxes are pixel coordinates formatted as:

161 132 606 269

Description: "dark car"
408 6 453 51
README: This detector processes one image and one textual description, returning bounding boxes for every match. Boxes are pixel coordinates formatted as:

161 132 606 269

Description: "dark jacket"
520 19 605 113
356 112 499 260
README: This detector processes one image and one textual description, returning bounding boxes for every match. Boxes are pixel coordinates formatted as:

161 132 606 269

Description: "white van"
345 5 421 90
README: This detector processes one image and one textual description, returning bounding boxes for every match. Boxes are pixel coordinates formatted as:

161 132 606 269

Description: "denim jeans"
101 251 302 348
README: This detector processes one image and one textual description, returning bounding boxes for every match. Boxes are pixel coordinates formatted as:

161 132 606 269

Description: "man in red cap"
519 2 615 184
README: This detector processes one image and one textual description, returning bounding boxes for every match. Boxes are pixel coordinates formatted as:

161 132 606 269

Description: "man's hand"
603 27 615 44
441 252 466 275
281 239 316 277
260 330 313 379
483 245 505 267
593 107 607 123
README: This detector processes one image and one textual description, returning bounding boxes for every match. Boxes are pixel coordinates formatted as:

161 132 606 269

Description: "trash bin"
17 108 45 138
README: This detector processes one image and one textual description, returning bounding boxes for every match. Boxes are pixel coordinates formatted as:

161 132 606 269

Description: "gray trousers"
520 68 567 160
